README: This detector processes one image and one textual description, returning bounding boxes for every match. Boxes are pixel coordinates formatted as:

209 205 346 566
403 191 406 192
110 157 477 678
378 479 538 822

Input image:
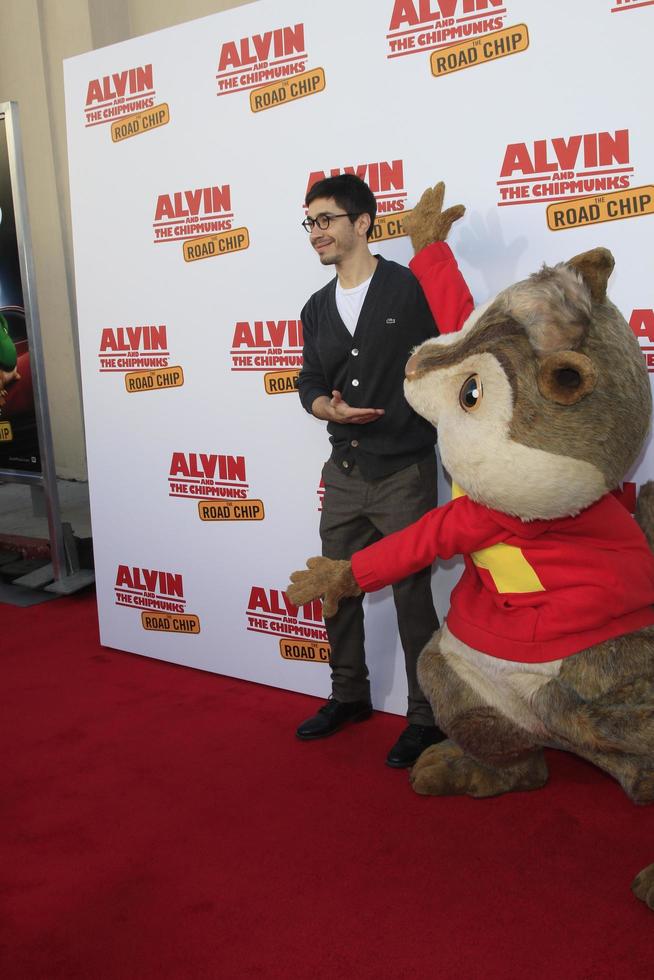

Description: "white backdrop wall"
64 0 654 715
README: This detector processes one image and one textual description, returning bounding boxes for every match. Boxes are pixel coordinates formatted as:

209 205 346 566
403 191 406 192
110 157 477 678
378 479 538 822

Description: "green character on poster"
0 312 19 402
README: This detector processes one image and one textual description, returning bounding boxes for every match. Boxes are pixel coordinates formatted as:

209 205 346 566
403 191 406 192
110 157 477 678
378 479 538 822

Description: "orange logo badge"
430 24 528 76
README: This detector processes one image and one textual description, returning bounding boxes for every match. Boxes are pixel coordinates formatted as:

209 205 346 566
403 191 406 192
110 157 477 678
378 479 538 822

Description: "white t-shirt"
335 274 373 335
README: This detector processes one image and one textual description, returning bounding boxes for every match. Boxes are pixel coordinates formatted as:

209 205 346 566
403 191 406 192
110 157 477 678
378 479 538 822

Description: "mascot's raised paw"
632 863 654 910
403 181 465 254
287 557 361 619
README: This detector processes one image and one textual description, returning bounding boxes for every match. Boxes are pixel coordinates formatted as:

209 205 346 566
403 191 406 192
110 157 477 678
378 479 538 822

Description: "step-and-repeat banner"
64 0 654 714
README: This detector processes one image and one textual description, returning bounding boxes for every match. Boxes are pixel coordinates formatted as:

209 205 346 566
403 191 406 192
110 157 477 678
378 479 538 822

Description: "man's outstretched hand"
313 390 384 425
287 556 362 619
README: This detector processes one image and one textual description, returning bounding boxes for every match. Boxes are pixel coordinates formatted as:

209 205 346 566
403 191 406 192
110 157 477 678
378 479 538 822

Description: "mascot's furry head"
405 248 651 520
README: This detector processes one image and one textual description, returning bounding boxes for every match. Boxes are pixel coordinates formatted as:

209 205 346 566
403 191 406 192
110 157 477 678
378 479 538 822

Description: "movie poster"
0 111 40 473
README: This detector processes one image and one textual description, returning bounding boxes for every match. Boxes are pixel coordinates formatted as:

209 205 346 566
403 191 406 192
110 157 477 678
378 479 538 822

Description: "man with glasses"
295 173 474 767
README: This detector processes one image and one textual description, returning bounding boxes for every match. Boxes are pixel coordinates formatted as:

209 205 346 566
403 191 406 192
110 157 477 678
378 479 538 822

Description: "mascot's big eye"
459 375 483 412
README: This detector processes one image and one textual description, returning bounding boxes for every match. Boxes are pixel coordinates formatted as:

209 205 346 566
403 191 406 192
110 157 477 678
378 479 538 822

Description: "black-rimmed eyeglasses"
301 212 361 233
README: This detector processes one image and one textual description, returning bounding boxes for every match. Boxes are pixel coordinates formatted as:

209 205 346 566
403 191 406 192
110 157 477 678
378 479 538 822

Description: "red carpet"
1 590 653 979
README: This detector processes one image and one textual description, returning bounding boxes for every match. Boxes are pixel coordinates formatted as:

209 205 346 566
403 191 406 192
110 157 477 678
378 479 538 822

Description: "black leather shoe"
296 697 373 740
385 723 446 768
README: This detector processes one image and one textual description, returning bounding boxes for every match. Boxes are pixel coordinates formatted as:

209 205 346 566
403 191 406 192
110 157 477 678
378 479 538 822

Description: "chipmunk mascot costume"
288 190 654 910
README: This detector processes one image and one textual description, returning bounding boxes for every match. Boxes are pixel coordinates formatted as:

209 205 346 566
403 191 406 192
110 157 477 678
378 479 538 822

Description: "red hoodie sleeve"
409 241 474 334
351 496 506 592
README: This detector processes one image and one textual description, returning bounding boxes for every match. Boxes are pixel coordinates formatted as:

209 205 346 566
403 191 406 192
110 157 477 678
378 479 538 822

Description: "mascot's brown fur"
402 181 465 253
288 234 654 911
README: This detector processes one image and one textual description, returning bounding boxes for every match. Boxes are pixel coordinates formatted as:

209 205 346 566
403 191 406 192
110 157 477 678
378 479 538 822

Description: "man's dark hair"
305 173 377 239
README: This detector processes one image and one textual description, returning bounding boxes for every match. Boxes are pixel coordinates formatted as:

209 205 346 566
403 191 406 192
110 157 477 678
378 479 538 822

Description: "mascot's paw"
409 740 470 796
287 557 361 619
403 181 465 253
632 863 654 911
410 740 548 799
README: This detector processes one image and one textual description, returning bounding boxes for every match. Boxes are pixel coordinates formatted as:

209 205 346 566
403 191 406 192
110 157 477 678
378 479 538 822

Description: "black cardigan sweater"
298 255 439 480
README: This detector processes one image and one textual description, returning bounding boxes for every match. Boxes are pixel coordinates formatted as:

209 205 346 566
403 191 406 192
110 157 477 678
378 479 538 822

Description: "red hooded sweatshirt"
351 489 654 663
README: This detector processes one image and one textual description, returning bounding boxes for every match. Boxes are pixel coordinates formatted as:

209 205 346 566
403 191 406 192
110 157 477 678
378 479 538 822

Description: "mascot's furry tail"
635 481 654 553
630 480 654 910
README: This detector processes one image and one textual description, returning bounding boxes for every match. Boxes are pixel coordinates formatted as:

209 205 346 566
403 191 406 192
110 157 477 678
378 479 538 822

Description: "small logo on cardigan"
386 317 396 324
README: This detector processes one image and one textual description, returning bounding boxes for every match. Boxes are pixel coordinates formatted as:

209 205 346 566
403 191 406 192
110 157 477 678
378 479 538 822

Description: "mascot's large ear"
566 247 614 304
537 350 597 405
501 263 592 356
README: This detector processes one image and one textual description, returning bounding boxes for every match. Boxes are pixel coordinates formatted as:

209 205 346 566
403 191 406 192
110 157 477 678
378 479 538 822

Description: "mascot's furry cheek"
404 351 513 435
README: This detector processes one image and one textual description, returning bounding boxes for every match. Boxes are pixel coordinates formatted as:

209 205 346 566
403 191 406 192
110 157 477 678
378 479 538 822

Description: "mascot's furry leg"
528 632 654 803
411 628 549 797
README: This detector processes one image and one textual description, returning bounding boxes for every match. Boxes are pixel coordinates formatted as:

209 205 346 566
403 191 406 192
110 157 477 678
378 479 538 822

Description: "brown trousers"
319 454 440 726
